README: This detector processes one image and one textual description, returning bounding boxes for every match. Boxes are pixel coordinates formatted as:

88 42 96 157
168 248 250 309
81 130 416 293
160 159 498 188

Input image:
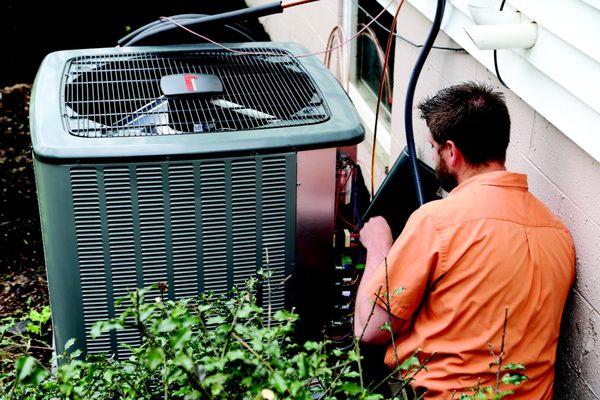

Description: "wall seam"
562 358 600 399
573 287 600 320
528 110 536 152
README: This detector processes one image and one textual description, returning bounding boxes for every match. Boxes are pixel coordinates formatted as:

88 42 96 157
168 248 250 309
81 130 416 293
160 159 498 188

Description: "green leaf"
392 287 405 296
338 382 362 395
379 322 392 332
170 327 192 350
103 369 115 384
138 304 155 322
304 341 321 351
226 350 246 362
270 372 287 393
206 316 226 325
399 355 421 371
146 347 164 370
175 353 194 371
15 356 49 385
273 309 298 322
501 372 528 386
90 320 124 338
64 338 76 351
503 363 525 371
204 373 227 396
158 318 178 333
26 323 41 335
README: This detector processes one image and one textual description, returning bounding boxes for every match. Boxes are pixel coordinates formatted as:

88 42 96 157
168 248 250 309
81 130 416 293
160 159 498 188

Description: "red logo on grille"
184 74 198 92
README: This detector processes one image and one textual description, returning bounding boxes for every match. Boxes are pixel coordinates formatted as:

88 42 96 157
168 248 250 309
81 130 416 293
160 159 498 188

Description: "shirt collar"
449 171 528 196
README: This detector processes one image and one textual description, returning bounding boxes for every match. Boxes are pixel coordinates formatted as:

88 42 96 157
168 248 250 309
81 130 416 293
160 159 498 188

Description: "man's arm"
354 216 408 344
354 210 441 345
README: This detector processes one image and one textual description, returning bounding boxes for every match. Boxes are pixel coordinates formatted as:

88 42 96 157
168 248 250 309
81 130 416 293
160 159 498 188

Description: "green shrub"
0 276 527 399
0 277 422 400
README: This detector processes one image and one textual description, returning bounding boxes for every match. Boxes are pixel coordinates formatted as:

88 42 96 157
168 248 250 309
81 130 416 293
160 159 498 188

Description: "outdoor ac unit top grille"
62 48 331 138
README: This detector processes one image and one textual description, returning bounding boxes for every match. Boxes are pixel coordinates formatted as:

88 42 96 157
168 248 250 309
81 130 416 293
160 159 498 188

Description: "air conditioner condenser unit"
31 43 364 357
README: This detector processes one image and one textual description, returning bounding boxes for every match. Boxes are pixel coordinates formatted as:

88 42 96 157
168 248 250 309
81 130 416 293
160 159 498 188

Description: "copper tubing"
282 0 320 9
371 0 406 196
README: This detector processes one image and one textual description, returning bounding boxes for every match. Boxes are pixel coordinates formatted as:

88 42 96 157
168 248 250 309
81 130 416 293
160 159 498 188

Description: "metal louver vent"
104 167 140 357
71 169 112 354
63 49 330 137
70 154 294 355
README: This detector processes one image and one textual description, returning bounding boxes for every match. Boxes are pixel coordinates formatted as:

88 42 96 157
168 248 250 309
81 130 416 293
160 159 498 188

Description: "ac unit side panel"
39 153 297 357
33 158 87 357
295 149 336 338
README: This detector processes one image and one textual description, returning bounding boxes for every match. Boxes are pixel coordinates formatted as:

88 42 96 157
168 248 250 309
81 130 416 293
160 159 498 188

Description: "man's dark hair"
417 82 510 166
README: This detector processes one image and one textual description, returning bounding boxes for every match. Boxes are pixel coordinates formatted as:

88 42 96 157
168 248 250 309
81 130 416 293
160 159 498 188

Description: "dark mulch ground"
0 84 48 318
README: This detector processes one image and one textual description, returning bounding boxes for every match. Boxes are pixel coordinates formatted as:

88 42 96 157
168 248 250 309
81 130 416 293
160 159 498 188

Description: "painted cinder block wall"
248 0 600 397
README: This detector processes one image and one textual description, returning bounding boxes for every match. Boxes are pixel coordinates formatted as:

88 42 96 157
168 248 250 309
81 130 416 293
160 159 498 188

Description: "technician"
354 82 575 399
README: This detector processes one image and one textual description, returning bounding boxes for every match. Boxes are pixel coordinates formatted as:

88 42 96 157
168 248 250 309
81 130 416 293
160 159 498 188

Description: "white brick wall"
253 0 600 397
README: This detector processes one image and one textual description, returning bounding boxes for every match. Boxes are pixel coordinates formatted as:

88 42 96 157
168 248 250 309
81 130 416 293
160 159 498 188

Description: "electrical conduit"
404 0 446 206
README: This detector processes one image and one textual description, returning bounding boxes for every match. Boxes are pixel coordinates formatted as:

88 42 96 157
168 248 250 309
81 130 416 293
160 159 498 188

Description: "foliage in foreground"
0 275 527 400
0 277 414 400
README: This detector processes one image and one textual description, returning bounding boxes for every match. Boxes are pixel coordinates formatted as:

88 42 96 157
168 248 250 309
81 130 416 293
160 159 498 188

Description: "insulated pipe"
121 1 284 46
120 15 256 46
119 14 199 45
123 16 203 47
404 0 446 206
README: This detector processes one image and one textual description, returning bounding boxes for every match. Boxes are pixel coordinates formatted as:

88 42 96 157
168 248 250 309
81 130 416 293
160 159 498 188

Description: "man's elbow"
356 324 391 346
354 305 395 345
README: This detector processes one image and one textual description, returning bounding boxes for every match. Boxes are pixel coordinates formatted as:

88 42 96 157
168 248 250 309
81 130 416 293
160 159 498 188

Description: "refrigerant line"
157 1 394 59
282 0 320 8
370 0 406 197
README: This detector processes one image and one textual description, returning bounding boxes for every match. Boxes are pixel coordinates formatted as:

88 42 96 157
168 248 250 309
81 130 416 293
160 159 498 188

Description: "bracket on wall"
464 0 538 50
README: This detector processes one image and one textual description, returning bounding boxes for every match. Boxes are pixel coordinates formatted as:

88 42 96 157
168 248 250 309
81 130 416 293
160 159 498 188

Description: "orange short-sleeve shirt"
366 171 575 399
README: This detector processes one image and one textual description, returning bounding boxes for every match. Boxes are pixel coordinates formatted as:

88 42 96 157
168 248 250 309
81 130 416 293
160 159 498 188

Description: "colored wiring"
334 166 352 225
335 166 360 231
353 171 363 227
343 275 361 287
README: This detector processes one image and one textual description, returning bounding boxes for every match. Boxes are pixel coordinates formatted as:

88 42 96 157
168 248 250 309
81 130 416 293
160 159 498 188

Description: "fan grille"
62 48 330 137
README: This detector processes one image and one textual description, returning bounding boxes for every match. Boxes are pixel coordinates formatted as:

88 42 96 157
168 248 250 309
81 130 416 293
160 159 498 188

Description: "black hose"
404 0 446 206
119 14 256 46
120 1 283 47
124 16 199 45
119 14 199 45
493 0 509 88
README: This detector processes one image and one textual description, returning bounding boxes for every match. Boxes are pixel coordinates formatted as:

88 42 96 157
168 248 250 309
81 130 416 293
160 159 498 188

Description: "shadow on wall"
1 1 270 86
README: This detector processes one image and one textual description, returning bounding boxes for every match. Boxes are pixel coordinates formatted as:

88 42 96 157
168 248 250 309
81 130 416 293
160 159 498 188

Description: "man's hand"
359 216 393 262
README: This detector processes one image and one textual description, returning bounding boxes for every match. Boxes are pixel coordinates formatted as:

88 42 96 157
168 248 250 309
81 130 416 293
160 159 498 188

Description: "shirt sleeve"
365 208 443 320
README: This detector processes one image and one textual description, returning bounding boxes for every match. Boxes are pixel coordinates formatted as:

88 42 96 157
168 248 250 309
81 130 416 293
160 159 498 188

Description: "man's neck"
457 162 506 185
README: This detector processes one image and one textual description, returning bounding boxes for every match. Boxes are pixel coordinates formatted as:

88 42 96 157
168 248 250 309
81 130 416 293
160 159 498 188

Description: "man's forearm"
354 244 390 340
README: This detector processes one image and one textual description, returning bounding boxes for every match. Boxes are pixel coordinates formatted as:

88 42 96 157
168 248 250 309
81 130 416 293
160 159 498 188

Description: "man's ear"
446 140 460 167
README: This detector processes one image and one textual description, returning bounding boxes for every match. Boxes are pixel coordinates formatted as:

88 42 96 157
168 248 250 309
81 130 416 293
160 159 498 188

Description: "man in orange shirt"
355 82 575 399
